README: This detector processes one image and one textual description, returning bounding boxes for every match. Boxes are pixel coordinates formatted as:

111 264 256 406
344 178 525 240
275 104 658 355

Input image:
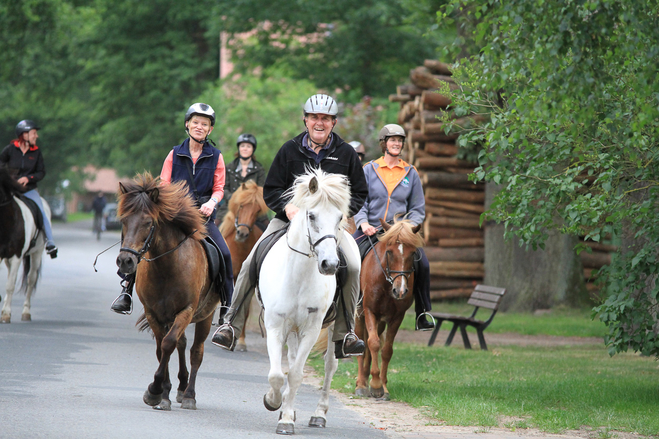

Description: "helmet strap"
186 128 208 146
239 153 253 161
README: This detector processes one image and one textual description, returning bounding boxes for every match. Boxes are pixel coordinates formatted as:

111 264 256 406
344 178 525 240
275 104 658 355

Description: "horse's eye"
308 213 315 222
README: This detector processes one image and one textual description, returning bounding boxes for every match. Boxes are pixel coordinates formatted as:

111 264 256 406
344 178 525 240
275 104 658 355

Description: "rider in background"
212 93 369 359
353 124 435 331
92 192 107 239
216 133 266 225
110 103 234 315
349 140 366 164
0 120 58 258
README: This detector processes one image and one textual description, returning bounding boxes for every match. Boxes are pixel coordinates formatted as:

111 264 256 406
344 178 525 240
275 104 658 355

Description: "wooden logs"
389 93 412 103
428 261 484 278
425 188 485 204
425 247 484 262
421 90 452 109
424 59 453 76
416 157 477 171
425 142 458 157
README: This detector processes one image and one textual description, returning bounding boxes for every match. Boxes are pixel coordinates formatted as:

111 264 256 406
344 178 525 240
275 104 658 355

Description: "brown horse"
115 173 222 411
219 180 268 351
355 219 423 400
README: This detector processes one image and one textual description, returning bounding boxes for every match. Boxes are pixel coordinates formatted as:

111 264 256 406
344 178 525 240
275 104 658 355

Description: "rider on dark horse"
0 120 58 259
110 103 234 314
212 94 369 359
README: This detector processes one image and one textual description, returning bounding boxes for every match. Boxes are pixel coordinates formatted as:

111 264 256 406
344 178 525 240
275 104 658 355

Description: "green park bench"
427 284 506 350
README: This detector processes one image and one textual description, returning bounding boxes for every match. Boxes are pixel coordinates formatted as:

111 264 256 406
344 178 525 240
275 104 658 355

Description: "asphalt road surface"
0 220 387 439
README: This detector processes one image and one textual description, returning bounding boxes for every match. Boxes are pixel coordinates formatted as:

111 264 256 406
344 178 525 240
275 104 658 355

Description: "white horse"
259 168 358 435
0 168 49 323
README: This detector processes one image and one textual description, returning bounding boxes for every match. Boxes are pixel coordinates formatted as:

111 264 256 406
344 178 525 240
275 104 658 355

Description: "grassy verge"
55 211 93 223
309 308 658 436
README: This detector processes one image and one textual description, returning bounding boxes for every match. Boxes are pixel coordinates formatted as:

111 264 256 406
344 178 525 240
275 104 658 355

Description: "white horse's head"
286 168 351 275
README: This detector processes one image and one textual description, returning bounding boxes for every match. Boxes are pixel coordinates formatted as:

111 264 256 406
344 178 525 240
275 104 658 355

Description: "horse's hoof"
176 390 184 403
181 398 197 410
21 313 31 321
309 416 326 428
370 386 384 399
154 399 171 411
236 342 247 352
1 314 10 324
355 387 370 397
143 389 162 407
276 422 295 435
263 394 281 411
376 392 390 402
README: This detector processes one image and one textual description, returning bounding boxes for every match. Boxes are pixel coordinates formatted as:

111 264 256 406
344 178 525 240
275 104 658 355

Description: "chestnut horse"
219 180 268 351
355 219 423 400
0 167 49 323
115 173 223 411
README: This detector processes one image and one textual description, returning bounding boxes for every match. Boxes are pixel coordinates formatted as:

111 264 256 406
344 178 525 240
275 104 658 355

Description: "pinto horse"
0 167 49 324
355 219 423 400
219 180 268 351
115 173 222 411
259 168 357 435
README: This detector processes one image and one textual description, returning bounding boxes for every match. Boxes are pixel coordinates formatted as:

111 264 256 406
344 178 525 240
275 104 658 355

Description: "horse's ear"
309 177 318 194
119 182 127 194
149 188 159 203
379 218 391 231
412 223 421 234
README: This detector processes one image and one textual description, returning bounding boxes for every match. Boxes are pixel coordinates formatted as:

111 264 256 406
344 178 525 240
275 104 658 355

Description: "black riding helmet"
236 133 257 151
16 120 40 138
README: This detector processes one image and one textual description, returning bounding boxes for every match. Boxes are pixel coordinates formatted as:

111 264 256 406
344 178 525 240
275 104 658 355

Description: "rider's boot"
415 312 436 331
111 275 134 315
211 323 237 351
46 242 58 259
334 331 365 359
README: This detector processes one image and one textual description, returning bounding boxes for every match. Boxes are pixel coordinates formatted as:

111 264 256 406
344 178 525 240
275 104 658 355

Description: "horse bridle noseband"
119 222 197 264
234 205 253 234
370 239 415 285
287 214 338 259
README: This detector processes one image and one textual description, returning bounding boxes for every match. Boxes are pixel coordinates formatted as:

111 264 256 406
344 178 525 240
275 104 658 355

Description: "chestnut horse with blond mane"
355 219 423 401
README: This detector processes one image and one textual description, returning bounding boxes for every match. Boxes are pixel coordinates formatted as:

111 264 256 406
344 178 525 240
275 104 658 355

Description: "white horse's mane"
286 168 351 218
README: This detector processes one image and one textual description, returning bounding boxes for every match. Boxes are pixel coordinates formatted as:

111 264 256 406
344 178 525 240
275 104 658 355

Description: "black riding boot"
111 274 134 315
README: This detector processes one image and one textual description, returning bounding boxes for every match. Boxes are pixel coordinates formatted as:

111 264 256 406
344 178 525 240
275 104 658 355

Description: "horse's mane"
117 172 205 240
0 166 25 196
379 219 425 249
219 180 268 235
287 168 351 218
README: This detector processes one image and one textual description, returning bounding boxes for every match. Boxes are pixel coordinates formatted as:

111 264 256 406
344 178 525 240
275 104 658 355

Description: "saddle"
248 226 349 325
17 195 44 250
200 237 227 304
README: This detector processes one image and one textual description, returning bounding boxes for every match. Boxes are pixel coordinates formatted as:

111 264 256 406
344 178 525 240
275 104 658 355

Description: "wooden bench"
427 284 506 350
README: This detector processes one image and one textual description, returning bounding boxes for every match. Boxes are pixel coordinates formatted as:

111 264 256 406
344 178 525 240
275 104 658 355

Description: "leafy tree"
211 0 444 98
441 1 659 356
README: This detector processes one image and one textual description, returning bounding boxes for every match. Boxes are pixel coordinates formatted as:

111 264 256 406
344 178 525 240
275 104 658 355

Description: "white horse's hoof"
309 416 326 428
1 313 10 324
264 393 281 411
236 342 247 352
355 387 369 397
276 422 295 435
21 313 31 321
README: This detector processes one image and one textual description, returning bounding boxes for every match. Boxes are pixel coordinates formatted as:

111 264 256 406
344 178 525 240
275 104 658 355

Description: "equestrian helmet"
349 141 365 154
378 124 406 142
185 103 215 126
16 120 40 138
303 94 338 117
237 133 257 150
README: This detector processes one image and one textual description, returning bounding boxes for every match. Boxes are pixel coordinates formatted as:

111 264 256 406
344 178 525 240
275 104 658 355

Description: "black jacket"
264 132 368 222
0 140 45 192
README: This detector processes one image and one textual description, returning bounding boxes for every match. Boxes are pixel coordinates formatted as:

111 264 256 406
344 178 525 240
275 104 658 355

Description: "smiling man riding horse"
110 103 234 315
212 93 369 359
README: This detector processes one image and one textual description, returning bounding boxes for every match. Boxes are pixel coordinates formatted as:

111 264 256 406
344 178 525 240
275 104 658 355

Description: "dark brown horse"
116 173 222 411
219 180 267 351
355 219 423 400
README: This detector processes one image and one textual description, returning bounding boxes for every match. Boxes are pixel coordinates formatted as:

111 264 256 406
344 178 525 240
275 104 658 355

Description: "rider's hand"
17 177 29 186
361 223 378 236
199 199 217 217
285 204 299 221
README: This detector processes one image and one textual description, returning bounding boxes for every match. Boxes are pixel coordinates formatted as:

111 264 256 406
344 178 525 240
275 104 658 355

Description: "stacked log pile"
581 240 616 297
390 60 485 300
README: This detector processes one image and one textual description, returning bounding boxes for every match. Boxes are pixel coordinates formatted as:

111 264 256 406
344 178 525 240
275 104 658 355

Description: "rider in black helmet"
0 120 58 258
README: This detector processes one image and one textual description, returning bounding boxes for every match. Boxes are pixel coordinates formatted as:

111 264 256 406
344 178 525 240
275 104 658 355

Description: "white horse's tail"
313 326 330 354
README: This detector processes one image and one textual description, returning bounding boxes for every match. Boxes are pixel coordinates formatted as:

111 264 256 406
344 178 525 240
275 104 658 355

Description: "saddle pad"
17 195 43 231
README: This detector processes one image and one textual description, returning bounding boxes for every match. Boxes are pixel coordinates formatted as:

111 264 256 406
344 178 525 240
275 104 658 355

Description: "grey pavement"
0 219 385 439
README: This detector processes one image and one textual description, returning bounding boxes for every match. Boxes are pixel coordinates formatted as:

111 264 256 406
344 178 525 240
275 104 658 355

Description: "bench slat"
474 284 506 295
470 291 504 303
468 297 501 310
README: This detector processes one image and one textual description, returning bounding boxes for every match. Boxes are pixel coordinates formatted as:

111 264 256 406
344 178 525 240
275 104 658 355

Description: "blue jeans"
22 189 55 245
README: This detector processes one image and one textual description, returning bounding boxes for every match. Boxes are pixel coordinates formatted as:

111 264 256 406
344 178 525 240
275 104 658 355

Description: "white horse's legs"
264 326 286 412
309 324 338 428
1 258 21 323
21 251 42 321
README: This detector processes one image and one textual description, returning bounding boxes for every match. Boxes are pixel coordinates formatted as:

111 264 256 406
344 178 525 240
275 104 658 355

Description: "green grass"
55 211 93 223
311 344 659 436
399 303 607 338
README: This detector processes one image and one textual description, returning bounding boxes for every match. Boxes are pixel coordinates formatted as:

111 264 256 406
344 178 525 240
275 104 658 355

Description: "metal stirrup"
212 324 236 350
416 312 436 330
340 331 361 357
111 292 133 315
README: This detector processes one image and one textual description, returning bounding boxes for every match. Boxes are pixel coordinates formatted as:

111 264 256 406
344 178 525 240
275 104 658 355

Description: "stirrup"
111 293 133 315
339 331 361 358
211 324 236 351
415 312 436 331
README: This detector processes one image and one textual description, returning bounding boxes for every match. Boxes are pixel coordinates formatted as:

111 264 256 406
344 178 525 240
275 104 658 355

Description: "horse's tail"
18 254 41 295
312 327 330 354
136 313 152 334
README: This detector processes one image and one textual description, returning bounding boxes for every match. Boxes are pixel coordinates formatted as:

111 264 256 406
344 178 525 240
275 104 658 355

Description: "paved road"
0 220 387 439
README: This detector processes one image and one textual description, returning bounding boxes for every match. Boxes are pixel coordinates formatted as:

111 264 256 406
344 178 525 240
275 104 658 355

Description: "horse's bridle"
287 214 338 259
119 222 197 264
371 240 415 285
234 205 253 234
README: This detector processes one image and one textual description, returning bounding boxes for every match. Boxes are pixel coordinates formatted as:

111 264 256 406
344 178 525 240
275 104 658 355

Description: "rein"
119 222 198 264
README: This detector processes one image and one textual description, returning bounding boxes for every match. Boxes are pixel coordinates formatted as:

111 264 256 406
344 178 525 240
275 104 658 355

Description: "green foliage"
312 344 659 435
439 1 659 356
212 0 447 98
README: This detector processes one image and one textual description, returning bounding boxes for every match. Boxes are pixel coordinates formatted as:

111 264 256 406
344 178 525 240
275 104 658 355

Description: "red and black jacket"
0 140 46 192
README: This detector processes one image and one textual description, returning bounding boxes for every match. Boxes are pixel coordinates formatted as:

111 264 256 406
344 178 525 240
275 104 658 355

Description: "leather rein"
119 222 197 264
